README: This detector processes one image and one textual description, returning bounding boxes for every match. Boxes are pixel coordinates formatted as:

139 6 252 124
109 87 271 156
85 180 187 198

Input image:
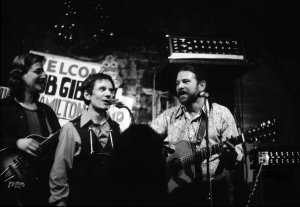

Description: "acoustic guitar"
166 119 278 194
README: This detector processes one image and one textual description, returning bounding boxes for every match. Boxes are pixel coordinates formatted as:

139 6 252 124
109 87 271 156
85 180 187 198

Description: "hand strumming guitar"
16 138 40 157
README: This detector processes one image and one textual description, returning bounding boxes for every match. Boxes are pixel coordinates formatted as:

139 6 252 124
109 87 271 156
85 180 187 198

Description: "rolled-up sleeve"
150 112 168 139
49 122 80 206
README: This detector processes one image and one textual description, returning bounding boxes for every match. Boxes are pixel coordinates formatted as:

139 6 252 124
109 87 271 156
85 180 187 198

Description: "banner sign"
31 50 102 126
30 51 134 131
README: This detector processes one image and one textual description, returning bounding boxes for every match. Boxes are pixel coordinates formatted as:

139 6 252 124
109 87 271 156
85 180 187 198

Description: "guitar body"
0 132 60 191
0 148 39 190
166 141 196 194
165 119 278 195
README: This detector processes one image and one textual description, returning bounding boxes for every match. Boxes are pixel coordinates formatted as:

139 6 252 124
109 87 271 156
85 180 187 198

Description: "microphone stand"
204 97 213 206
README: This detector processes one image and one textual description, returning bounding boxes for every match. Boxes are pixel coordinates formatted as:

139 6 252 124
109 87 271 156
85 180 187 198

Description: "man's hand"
162 141 175 158
16 138 39 156
221 140 238 170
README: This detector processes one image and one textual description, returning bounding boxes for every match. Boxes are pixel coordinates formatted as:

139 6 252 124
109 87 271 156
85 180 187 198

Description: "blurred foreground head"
111 124 167 205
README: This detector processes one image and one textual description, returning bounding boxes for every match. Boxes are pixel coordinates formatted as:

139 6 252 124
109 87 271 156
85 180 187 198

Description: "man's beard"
178 93 198 105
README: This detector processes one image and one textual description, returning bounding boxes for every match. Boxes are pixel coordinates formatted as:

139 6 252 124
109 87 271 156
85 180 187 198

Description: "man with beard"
0 52 61 205
151 64 244 206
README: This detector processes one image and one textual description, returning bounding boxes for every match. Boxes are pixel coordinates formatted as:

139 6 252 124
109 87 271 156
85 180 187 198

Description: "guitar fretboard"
176 134 244 169
179 143 223 169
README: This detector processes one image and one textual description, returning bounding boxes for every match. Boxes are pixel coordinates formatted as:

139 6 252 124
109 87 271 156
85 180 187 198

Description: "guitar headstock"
244 118 278 144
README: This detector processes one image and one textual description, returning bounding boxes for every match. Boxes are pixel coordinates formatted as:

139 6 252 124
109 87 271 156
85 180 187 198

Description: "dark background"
2 0 300 205
2 0 299 82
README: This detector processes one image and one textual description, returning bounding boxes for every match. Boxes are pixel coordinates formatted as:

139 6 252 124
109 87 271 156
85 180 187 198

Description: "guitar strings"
11 162 23 179
178 143 222 169
4 175 15 182
1 167 16 182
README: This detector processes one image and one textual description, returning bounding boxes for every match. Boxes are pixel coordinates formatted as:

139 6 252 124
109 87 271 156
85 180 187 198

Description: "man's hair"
8 52 46 101
177 64 207 83
81 73 115 105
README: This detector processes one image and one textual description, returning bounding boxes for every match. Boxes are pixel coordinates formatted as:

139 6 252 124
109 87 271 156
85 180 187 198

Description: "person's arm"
0 125 20 150
150 111 168 139
1 124 40 155
49 122 80 206
0 102 40 155
221 108 244 169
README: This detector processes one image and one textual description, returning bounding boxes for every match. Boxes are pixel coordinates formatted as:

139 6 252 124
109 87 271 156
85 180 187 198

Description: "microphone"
199 92 210 115
114 102 125 109
110 99 125 108
198 91 209 98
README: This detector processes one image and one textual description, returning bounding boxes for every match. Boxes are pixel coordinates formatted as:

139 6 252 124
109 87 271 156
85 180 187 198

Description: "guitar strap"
41 107 53 135
196 113 207 145
194 113 207 179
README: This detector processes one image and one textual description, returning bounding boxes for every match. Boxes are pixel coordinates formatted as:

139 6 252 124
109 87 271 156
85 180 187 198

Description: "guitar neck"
171 119 277 172
180 135 244 168
180 143 222 168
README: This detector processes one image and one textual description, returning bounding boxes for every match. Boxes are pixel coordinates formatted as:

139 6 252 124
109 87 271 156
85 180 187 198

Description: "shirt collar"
174 105 185 119
80 110 109 128
175 104 206 120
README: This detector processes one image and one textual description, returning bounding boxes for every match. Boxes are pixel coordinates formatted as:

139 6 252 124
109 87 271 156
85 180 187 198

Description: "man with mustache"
151 64 244 206
49 73 120 206
0 52 61 205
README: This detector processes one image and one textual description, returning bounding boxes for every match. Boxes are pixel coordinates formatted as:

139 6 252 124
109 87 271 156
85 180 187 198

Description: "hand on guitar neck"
220 140 238 170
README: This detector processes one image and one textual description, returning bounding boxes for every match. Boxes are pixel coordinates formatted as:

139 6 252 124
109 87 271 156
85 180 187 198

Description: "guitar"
166 119 277 194
0 130 61 190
